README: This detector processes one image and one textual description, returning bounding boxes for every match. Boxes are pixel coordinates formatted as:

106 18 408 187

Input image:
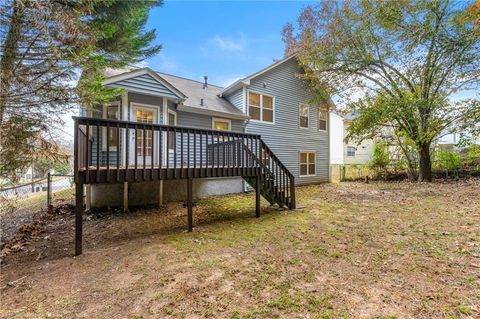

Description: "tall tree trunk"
0 0 23 125
418 143 432 182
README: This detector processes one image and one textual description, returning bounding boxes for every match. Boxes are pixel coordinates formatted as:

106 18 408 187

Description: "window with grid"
168 111 176 151
299 152 316 176
135 110 154 157
248 92 274 123
299 103 309 128
347 146 356 157
103 103 119 150
318 109 327 131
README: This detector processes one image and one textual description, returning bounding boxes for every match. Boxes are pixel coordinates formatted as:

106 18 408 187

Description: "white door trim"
130 103 160 167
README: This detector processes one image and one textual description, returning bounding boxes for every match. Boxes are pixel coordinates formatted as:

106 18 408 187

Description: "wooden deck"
73 116 296 255
77 165 261 184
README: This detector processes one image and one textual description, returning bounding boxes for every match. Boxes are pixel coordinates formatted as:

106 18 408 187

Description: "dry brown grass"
1 179 479 319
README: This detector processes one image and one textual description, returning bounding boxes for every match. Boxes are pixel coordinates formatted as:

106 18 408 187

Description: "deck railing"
73 116 295 208
74 117 263 182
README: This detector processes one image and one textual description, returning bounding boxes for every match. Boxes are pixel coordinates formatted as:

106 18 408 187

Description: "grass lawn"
0 180 479 318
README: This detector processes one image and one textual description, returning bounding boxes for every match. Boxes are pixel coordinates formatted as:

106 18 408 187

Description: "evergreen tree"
0 0 162 180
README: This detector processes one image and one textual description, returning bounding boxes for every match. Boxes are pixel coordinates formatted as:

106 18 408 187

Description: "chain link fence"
0 174 75 246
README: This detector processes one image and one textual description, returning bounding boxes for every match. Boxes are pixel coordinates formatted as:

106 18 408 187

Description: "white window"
299 103 309 128
347 146 356 157
212 118 231 131
248 91 274 123
318 110 327 131
102 102 120 150
167 110 177 151
299 151 316 176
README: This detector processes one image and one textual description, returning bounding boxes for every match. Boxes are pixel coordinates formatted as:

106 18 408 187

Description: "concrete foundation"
89 177 244 208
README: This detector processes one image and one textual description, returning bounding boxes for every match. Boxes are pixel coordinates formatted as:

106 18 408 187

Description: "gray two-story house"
75 53 331 211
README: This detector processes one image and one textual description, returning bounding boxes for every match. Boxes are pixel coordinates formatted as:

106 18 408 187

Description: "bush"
436 150 461 171
370 141 390 168
466 144 480 168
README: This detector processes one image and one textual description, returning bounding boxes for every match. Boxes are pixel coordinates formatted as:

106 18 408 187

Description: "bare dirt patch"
1 179 479 318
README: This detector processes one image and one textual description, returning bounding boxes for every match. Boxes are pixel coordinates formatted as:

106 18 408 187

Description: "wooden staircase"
73 116 296 255
242 141 295 209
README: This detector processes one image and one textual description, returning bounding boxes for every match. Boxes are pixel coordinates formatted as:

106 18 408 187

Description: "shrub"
370 141 391 168
436 150 461 171
466 144 480 168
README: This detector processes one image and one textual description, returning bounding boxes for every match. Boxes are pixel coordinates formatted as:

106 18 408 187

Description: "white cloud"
148 53 180 73
133 60 149 68
211 34 246 52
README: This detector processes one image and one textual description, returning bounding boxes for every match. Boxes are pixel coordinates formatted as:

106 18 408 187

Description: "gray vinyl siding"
174 111 246 167
177 111 245 132
107 74 179 99
245 58 329 184
225 89 244 112
128 92 164 122
86 97 123 167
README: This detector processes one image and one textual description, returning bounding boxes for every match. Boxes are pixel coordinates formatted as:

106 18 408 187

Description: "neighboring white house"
343 112 374 164
329 112 344 165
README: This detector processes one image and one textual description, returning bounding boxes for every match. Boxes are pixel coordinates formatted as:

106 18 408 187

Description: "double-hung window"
347 146 356 157
299 103 309 128
318 109 327 131
248 92 274 123
103 102 119 150
299 151 316 176
167 110 177 152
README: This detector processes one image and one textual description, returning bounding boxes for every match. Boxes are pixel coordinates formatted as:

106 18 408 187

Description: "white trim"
130 103 160 166
167 109 177 125
242 85 247 113
167 109 177 153
318 108 328 132
211 117 232 131
102 101 120 151
299 151 316 177
247 90 275 124
162 97 168 124
104 67 186 99
121 92 128 166
299 103 309 129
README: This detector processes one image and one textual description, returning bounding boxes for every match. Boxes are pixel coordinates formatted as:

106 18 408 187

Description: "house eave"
177 104 250 120
104 67 187 100
219 52 298 96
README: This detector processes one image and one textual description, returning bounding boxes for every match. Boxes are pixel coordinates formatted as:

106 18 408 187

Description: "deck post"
75 182 84 256
255 175 261 218
123 182 128 212
159 180 164 206
187 178 193 232
85 184 91 210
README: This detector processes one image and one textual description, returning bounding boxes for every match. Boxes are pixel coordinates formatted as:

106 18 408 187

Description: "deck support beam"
159 180 164 206
123 182 129 212
187 178 193 232
85 185 91 210
255 175 261 218
75 182 84 256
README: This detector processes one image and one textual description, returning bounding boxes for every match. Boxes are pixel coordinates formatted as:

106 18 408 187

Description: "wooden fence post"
187 178 193 232
75 182 84 256
47 173 52 207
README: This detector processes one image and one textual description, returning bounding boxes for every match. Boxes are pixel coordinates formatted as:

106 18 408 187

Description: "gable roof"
220 52 299 96
102 67 248 120
104 68 186 100
157 72 248 119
